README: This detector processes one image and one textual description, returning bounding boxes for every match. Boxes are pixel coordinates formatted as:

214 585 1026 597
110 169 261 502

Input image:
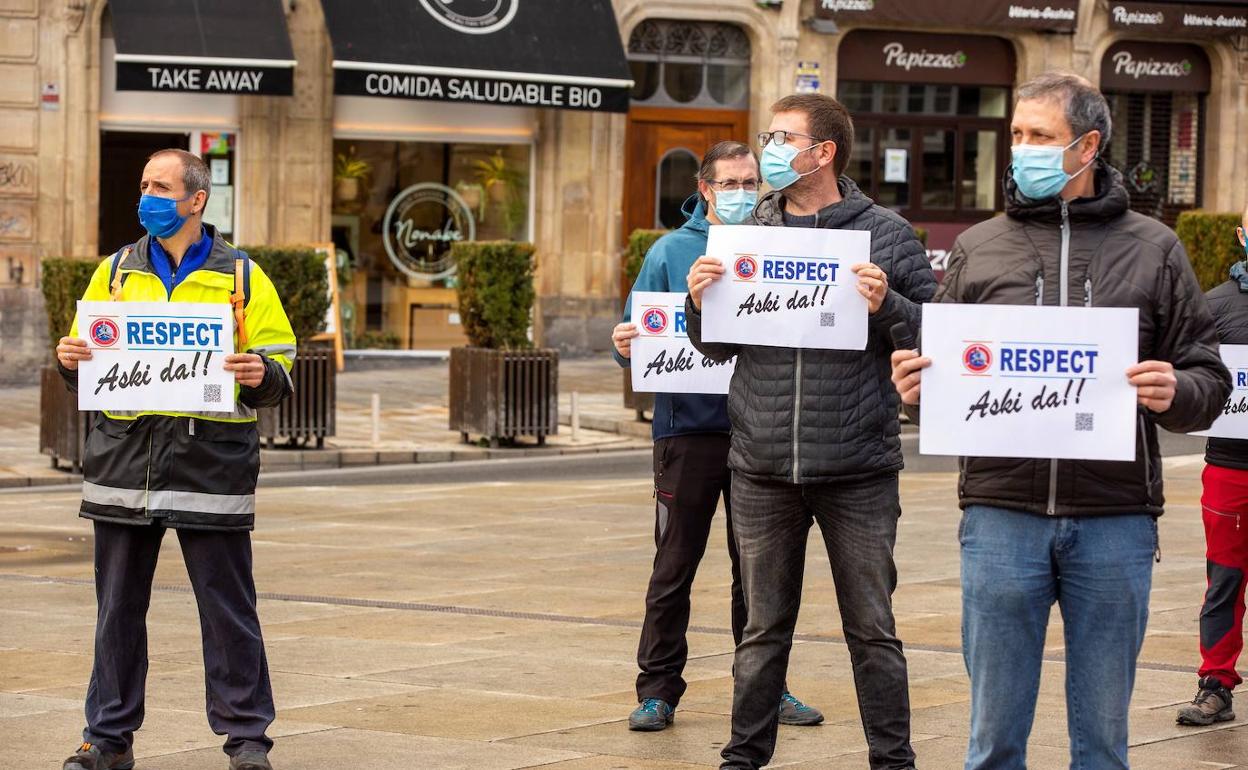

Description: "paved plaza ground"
1 440 1246 768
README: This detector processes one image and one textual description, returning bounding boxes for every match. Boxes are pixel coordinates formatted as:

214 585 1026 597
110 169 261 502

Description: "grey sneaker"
63 743 135 770
628 698 675 731
230 751 273 770
778 691 824 726
1176 677 1235 726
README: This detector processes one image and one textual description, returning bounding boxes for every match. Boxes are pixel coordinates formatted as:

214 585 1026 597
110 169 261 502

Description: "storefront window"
1106 91 1204 224
331 139 531 342
962 130 999 211
921 129 956 210
840 82 1008 118
876 128 912 210
630 60 660 101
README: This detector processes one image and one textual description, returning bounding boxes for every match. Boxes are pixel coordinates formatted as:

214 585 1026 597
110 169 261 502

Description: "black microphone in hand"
889 322 916 352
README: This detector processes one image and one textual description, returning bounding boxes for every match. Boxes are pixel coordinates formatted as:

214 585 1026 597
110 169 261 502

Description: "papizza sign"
816 0 1078 31
1100 41 1210 93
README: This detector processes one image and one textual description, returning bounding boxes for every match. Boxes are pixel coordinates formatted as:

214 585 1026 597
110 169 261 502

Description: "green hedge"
453 240 536 349
1176 211 1243 292
41 257 101 349
624 229 668 289
243 246 330 344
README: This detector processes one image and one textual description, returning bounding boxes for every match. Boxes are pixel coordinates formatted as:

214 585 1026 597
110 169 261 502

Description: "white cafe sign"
419 0 518 34
382 183 476 281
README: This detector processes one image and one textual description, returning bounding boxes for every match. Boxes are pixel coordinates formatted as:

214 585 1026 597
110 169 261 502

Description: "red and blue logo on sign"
89 318 120 348
641 307 669 335
962 343 992 375
734 256 758 280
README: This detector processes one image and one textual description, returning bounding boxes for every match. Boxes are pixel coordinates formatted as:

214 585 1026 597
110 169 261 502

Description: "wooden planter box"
622 369 654 422
39 364 92 472
449 347 558 447
258 346 337 449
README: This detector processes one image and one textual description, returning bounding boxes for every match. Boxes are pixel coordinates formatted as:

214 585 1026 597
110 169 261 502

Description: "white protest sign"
630 291 735 394
919 303 1139 461
1191 344 1248 439
701 224 870 350
77 301 235 412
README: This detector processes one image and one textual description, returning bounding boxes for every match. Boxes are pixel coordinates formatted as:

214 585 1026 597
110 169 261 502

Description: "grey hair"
148 148 212 204
697 140 756 182
1016 72 1113 151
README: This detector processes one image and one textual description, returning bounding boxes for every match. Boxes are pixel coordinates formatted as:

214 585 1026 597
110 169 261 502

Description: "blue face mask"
137 194 192 239
1011 133 1091 201
712 188 758 225
761 140 826 191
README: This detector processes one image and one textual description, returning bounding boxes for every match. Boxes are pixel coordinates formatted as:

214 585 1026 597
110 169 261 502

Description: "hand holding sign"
1126 360 1177 413
224 353 265 387
890 348 929 405
611 322 639 359
687 256 725 312
55 336 93 370
852 263 888 313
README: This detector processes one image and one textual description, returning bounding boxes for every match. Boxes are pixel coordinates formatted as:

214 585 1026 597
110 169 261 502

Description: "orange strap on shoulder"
231 257 248 350
109 247 132 301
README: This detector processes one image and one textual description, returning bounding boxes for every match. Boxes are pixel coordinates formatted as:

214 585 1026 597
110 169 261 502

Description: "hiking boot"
1176 677 1235 726
63 743 135 770
778 691 824 726
628 698 675 731
230 751 274 770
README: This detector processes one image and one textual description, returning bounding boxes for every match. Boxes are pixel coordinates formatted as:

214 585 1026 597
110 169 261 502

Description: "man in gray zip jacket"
891 74 1229 769
685 93 936 770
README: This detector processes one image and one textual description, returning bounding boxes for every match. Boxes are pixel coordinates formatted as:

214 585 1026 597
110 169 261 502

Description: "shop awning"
1108 1 1248 37
108 0 296 96
816 0 1079 33
322 0 634 113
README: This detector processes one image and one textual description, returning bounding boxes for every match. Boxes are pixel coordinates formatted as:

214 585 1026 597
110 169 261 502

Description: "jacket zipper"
144 428 153 517
1204 504 1242 530
1047 200 1072 516
793 349 802 483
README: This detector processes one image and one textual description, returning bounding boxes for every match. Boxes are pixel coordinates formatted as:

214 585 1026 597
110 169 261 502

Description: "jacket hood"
1004 159 1130 225
677 193 711 236
753 176 875 228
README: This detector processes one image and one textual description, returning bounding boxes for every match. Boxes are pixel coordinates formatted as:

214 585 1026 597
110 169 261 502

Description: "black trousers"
83 520 275 756
636 433 745 706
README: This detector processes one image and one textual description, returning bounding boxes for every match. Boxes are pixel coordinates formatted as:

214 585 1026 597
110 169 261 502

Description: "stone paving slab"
1 456 1246 769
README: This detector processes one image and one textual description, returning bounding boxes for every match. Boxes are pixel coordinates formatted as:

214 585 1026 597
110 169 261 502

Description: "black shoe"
63 743 135 770
229 751 273 770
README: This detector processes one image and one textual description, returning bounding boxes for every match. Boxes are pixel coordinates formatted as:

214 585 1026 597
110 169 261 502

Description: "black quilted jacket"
1205 273 1248 470
933 162 1230 516
685 177 937 483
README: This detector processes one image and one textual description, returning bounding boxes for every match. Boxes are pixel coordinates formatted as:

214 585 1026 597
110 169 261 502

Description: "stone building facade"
1 0 1246 383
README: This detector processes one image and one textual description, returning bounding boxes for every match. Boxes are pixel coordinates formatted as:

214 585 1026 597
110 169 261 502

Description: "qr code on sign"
1075 413 1094 432
820 312 836 328
203 384 222 404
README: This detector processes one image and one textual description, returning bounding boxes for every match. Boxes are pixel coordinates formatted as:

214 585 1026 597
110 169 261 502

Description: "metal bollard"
571 390 580 442
371 393 380 447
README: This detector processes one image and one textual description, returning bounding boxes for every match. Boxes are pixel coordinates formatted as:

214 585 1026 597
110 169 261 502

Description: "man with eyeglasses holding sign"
684 95 936 770
612 141 823 733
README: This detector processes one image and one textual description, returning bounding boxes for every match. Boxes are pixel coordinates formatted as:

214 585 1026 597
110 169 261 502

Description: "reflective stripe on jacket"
62 224 296 531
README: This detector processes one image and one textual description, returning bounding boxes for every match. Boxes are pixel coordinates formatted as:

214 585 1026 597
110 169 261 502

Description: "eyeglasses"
757 130 823 149
707 179 761 193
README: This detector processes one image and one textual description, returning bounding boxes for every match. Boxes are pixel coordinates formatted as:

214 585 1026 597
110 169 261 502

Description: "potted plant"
39 257 99 471
474 151 528 238
333 149 371 204
246 246 336 449
448 240 557 447
621 228 667 420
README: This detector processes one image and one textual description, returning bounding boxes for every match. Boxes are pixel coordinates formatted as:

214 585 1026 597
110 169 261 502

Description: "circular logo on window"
962 344 993 374
418 0 518 34
382 183 477 281
734 256 758 280
89 318 120 348
641 308 668 335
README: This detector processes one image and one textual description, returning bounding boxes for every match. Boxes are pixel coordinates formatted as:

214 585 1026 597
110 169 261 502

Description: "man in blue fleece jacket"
612 141 822 732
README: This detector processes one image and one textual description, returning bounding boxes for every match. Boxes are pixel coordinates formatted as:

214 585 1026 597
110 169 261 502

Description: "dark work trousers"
83 520 275 757
721 472 913 770
636 433 745 707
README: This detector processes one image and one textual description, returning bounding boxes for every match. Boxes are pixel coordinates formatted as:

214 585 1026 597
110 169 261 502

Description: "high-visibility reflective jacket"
60 225 296 531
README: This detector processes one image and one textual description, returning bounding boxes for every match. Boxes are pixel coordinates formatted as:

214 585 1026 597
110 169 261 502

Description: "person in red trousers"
1177 209 1248 726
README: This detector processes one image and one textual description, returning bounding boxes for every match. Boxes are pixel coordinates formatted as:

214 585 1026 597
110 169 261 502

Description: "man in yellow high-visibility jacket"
55 149 294 770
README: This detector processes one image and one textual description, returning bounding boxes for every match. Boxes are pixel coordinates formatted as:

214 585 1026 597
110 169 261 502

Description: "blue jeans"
960 506 1156 770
